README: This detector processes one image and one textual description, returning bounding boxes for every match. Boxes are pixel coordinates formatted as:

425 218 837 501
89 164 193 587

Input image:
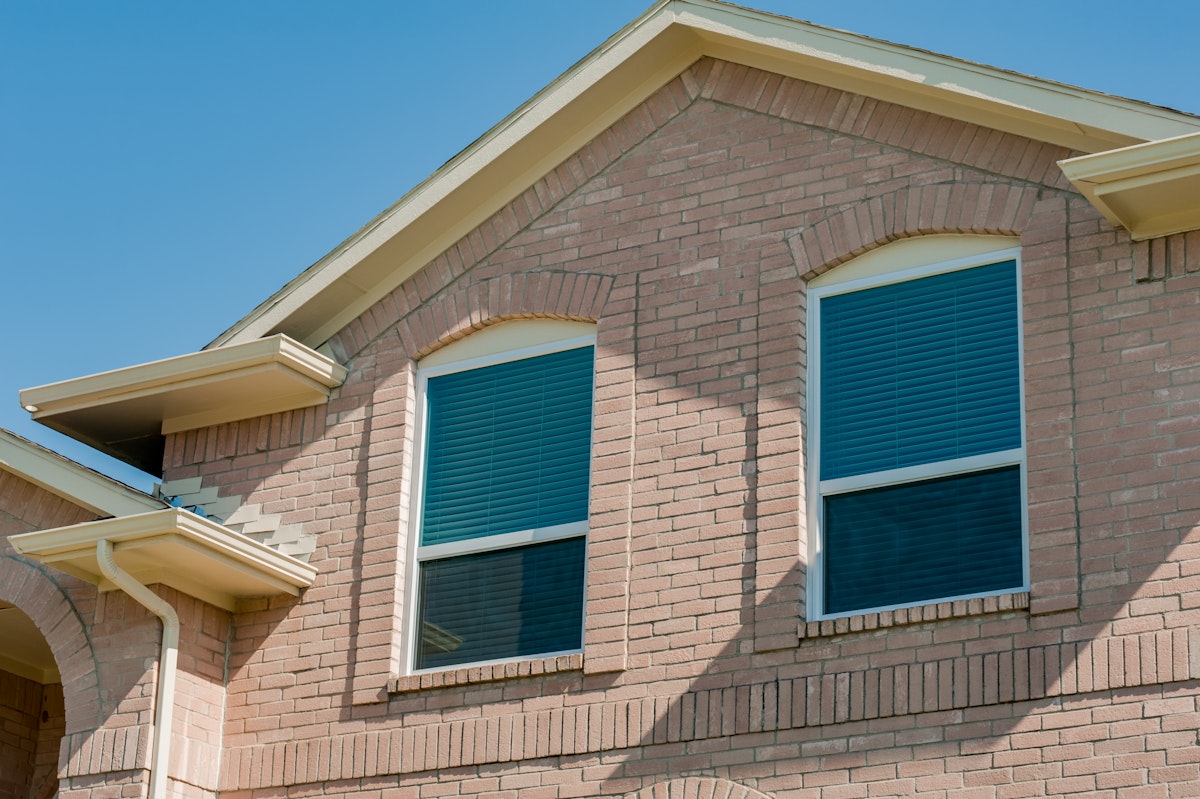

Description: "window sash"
414 536 587 671
407 334 596 673
822 466 1025 615
419 345 595 548
819 260 1021 481
809 253 1029 619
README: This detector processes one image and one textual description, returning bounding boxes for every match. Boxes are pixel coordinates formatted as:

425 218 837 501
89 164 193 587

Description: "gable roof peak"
186 1 1200 351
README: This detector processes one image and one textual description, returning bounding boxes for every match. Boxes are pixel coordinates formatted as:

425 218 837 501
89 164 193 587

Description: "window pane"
823 466 1023 614
820 262 1021 480
421 346 594 546
416 537 586 670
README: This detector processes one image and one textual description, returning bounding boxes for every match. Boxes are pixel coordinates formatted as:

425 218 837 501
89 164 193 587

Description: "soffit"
207 0 1200 352
20 334 347 476
8 508 318 613
0 429 163 517
1059 132 1200 241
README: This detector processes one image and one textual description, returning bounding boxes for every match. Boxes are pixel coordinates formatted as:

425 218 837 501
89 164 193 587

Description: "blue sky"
3 1 1198 491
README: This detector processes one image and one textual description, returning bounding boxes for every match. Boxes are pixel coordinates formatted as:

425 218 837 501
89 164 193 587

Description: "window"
408 322 595 671
808 243 1028 618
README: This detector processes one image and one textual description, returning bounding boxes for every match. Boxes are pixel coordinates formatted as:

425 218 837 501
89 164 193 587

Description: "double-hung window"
409 324 595 671
809 246 1028 618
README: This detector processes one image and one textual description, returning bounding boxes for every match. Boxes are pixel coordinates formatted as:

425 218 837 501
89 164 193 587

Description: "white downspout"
96 539 178 798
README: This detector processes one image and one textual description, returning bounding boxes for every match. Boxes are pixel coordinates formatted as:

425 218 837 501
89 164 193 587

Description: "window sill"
388 653 584 694
799 592 1029 639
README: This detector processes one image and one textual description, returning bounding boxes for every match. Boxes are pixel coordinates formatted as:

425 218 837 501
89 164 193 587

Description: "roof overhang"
8 508 318 612
1059 132 1200 241
20 334 346 476
208 0 1200 351
0 428 163 517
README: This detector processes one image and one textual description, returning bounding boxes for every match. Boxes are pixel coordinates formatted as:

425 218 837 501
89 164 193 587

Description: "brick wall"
0 669 40 799
153 57 1200 797
1 470 237 798
0 674 68 799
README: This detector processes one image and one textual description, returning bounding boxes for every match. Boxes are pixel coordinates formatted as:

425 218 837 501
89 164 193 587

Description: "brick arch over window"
624 777 774 799
0 556 99 733
787 183 1043 280
352 270 632 698
395 270 615 360
786 182 1082 618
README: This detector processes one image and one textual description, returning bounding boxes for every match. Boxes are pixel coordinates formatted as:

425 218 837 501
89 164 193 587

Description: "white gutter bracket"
96 539 179 798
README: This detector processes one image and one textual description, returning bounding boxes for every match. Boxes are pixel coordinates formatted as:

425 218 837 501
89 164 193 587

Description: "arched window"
808 237 1028 618
407 320 596 671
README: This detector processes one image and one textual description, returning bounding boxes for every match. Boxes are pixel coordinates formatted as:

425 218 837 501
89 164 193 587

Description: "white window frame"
806 244 1030 620
403 323 597 674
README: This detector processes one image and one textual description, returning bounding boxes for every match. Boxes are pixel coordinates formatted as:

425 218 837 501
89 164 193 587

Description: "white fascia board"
18 334 347 474
1060 131 1200 239
0 429 163 517
9 508 318 611
21 334 346 412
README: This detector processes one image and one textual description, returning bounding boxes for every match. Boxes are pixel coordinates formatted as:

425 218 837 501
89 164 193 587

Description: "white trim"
808 237 1021 289
819 449 1024 495
806 240 1030 621
0 429 164 517
811 246 1022 296
409 646 583 677
813 586 1026 623
9 508 318 612
418 333 598 378
416 520 588 562
402 322 597 675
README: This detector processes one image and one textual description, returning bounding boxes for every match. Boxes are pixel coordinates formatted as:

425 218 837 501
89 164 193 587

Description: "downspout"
96 539 178 798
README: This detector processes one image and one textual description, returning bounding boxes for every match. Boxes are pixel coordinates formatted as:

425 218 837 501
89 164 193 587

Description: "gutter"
96 539 178 798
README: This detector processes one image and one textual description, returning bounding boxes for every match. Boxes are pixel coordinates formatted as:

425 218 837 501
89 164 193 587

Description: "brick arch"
624 777 774 799
787 182 1042 280
0 556 100 733
396 270 614 359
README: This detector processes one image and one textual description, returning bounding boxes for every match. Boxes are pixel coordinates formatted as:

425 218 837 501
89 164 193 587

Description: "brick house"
4 1 1200 797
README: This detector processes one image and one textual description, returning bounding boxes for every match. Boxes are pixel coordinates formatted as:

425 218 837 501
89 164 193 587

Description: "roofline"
0 429 164 518
1059 131 1200 241
9 508 318 612
198 0 1198 349
19 334 347 476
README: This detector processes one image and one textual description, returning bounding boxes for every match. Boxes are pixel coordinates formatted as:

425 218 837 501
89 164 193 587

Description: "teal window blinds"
415 344 594 670
817 260 1025 615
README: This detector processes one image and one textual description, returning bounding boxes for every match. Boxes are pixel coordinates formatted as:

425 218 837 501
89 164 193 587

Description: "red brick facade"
4 52 1200 798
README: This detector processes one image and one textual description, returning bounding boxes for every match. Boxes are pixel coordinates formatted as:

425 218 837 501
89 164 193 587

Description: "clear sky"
3 0 1198 492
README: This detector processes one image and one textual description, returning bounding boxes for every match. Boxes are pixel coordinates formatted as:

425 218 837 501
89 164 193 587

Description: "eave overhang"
8 508 318 612
208 0 1200 351
0 429 164 517
1059 132 1200 241
20 334 347 476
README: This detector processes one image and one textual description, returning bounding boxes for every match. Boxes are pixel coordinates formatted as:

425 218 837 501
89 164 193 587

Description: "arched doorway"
0 601 63 799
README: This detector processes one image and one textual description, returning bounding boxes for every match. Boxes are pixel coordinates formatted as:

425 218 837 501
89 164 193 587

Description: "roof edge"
1060 131 1200 240
9 507 318 612
0 429 164 518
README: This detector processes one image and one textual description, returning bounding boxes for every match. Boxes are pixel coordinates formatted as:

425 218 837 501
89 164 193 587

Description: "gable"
320 57 1075 366
206 0 1200 353
19 0 1200 474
